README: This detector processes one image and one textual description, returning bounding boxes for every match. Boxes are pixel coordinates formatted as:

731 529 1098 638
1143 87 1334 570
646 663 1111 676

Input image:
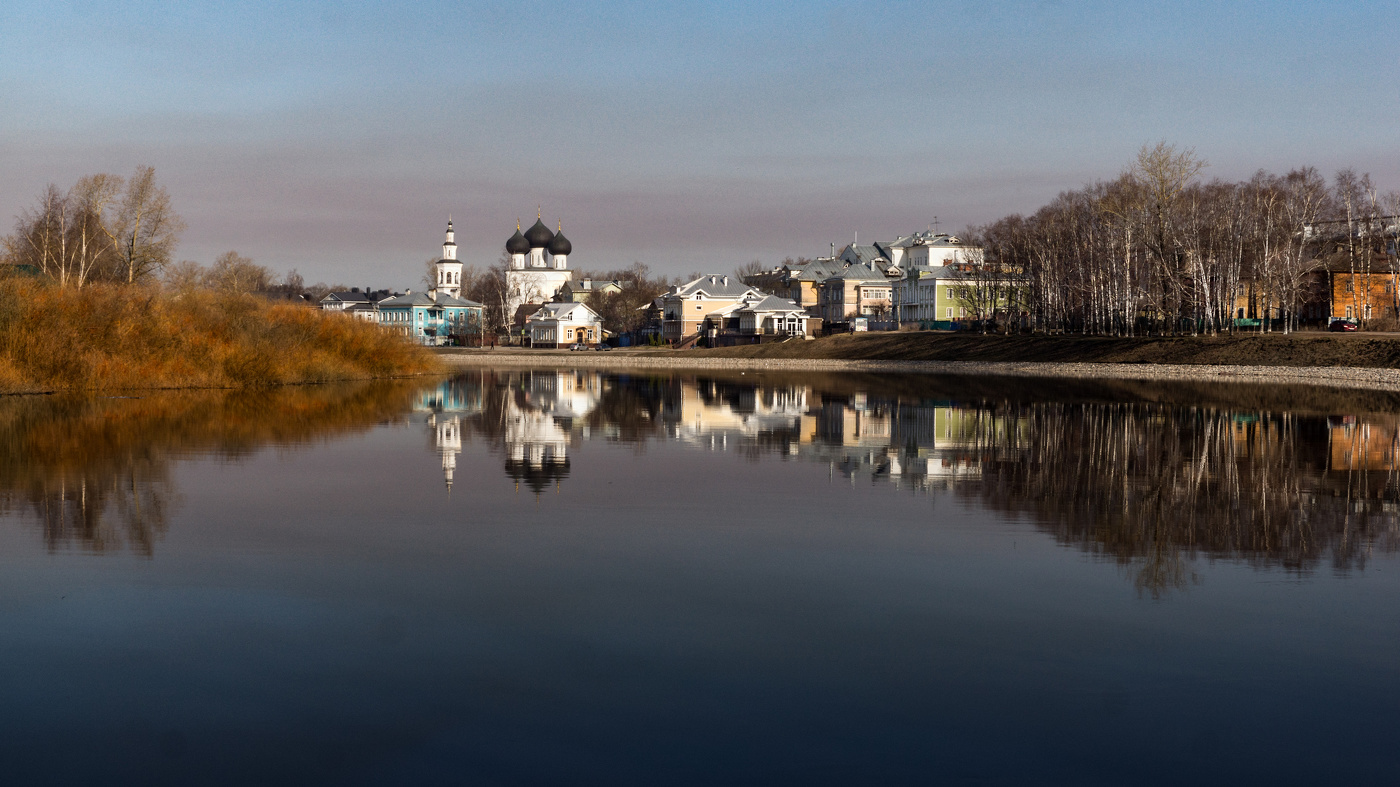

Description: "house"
377 220 484 345
782 257 849 313
885 232 977 269
696 292 818 346
1324 254 1400 322
342 302 380 322
320 291 373 311
818 262 894 325
557 279 622 302
378 291 484 345
894 263 1014 326
661 275 765 344
526 302 605 348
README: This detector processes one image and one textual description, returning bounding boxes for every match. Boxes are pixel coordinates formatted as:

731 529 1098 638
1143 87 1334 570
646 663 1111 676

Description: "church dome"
524 217 555 248
505 227 530 255
548 229 572 256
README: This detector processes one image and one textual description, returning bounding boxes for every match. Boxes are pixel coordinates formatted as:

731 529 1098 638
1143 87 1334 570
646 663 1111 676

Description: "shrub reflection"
0 381 421 554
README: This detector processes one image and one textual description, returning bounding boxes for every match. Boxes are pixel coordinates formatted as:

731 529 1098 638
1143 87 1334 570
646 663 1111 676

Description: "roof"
524 217 555 248
548 229 572 256
322 291 372 304
840 243 893 266
786 258 848 281
526 301 602 323
378 291 484 309
738 294 806 314
563 279 621 293
672 274 760 299
825 262 892 283
889 231 971 249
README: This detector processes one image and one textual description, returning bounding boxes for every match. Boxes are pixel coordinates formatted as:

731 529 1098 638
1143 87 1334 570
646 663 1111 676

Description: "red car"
1328 319 1359 332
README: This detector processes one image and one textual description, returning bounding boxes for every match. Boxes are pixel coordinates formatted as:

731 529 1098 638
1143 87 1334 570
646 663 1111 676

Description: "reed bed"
0 278 440 392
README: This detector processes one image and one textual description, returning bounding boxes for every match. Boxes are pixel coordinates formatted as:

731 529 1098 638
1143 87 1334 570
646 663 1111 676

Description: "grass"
676 330 1400 368
0 278 441 392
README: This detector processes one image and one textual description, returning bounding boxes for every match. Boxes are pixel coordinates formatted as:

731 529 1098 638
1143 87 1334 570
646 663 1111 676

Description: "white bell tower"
434 217 463 299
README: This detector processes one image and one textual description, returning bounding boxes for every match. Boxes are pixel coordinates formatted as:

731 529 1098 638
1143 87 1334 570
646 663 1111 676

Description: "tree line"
2 167 354 300
963 143 1400 335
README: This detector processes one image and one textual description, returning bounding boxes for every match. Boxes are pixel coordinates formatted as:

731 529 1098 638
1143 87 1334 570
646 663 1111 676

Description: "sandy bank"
436 349 1400 393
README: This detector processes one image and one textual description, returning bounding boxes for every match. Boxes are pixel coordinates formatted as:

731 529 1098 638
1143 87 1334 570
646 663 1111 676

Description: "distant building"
818 262 893 324
504 211 573 324
661 275 765 344
526 302 604 348
378 220 484 345
319 291 373 311
558 279 622 302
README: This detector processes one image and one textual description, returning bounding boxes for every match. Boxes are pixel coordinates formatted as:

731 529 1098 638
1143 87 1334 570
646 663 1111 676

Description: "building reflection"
420 370 1400 592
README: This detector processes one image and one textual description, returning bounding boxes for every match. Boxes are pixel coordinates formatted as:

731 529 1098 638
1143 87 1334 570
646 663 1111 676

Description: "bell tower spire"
433 215 463 299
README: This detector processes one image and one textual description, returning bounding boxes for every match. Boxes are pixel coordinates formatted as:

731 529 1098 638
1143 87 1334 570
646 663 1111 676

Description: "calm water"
3 370 1399 785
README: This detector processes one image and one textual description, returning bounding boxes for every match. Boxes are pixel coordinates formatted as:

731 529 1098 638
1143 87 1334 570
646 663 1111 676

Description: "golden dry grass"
0 278 441 392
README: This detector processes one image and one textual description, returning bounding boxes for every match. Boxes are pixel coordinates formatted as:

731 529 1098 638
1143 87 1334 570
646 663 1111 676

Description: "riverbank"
436 332 1400 392
0 279 440 393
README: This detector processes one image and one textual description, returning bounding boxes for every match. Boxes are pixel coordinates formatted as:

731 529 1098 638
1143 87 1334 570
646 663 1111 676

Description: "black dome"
547 229 572 256
524 217 554 248
506 228 530 255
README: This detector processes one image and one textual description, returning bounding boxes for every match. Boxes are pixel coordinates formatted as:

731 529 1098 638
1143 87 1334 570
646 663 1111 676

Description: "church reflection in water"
414 369 1400 592
8 369 1400 590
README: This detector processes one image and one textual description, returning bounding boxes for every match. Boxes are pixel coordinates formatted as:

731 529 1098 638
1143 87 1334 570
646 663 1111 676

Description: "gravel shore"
436 350 1400 392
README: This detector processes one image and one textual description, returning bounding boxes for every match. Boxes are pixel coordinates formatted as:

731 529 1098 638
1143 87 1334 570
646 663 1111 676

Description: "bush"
0 279 440 392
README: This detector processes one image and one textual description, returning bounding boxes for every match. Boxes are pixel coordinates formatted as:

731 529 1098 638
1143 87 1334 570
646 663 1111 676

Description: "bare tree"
105 166 185 284
163 259 206 293
205 250 271 294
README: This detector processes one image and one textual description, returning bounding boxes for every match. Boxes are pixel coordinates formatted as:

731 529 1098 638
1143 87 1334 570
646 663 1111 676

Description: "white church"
504 210 573 323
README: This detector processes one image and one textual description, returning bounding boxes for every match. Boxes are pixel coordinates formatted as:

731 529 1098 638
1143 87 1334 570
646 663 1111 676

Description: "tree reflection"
0 381 421 554
439 369 1400 593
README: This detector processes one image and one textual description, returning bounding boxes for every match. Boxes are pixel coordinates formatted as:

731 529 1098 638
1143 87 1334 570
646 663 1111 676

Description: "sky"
2 0 1397 288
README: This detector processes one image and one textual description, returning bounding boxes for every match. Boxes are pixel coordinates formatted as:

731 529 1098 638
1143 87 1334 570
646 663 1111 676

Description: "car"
569 343 587 351
1328 319 1359 332
594 344 612 351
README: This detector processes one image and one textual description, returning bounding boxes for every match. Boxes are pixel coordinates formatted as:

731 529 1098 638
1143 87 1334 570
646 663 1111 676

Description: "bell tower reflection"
431 414 462 492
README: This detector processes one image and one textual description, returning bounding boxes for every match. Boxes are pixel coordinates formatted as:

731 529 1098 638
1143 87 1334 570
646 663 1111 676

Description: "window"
1346 306 1354 318
1346 281 1354 293
946 307 954 318
947 287 954 299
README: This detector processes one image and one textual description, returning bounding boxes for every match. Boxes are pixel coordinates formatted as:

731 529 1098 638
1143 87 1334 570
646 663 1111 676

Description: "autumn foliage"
0 277 440 392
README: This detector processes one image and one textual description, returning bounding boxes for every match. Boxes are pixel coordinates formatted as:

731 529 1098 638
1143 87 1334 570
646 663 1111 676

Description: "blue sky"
2 1 1397 286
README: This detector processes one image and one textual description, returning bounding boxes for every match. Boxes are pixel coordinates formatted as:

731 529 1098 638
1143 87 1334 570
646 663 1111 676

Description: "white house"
526 302 604 348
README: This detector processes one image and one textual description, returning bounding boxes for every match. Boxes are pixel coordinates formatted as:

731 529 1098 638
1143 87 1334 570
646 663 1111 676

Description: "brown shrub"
0 279 440 392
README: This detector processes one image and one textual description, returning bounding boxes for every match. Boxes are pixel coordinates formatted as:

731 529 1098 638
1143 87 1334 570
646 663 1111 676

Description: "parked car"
569 343 588 351
594 344 612 351
1328 319 1359 332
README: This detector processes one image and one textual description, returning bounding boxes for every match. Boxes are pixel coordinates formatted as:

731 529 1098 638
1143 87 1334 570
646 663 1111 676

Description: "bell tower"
434 217 463 299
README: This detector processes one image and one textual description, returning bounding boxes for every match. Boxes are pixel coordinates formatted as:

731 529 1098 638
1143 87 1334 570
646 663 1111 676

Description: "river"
2 369 1397 785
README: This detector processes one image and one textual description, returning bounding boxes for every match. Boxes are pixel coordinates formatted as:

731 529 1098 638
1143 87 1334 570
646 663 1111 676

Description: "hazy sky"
3 1 1397 287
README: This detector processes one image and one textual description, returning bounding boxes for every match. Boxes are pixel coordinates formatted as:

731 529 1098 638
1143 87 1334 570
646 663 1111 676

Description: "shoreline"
436 350 1400 393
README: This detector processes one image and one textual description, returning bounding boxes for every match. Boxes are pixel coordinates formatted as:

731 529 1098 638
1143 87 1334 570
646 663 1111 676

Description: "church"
504 210 573 324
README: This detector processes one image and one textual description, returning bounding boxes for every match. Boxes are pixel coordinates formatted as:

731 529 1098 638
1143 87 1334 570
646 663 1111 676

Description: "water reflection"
411 370 1400 592
9 369 1400 588
0 381 422 554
